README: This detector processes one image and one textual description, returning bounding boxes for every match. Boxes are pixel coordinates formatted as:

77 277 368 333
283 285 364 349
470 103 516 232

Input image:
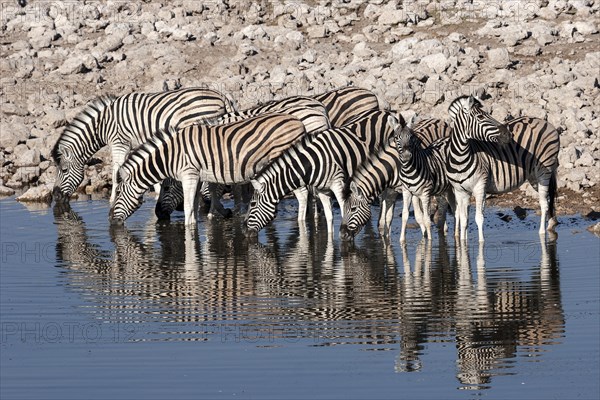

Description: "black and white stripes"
244 110 403 236
446 95 559 241
109 113 307 225
52 87 234 203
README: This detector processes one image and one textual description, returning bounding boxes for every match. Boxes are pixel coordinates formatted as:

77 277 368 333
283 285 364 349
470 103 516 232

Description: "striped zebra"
244 110 403 237
51 87 234 204
153 95 331 220
313 86 380 127
340 118 452 242
109 113 307 226
446 96 560 242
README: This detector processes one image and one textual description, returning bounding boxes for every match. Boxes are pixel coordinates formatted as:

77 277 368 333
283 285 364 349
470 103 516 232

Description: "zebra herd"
52 86 560 243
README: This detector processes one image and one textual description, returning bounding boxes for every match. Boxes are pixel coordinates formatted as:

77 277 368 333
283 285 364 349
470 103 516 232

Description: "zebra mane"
194 115 224 126
51 95 117 162
448 95 482 113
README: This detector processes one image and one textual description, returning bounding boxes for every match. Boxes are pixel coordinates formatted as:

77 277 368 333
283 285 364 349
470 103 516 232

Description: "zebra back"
254 110 402 195
471 116 559 192
120 112 307 188
104 87 235 148
412 118 453 148
208 95 330 134
313 86 380 127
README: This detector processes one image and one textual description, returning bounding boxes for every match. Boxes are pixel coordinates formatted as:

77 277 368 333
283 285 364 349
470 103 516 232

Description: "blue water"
1 198 599 399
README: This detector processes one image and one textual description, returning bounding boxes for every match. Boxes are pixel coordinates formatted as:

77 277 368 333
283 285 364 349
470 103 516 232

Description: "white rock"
487 48 511 69
14 149 41 167
42 109 67 128
302 49 316 63
420 53 450 74
0 185 15 197
574 21 598 35
16 184 53 203
284 31 304 49
353 41 374 58
307 26 327 38
576 151 595 167
0 120 29 148
378 9 405 26
391 37 419 58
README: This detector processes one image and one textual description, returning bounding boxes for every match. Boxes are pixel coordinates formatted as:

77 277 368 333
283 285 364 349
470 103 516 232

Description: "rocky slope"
0 0 598 213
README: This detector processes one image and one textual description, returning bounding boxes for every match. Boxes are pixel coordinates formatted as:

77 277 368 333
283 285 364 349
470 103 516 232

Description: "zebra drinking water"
244 110 403 237
340 119 453 242
51 87 234 204
446 95 560 242
109 113 307 226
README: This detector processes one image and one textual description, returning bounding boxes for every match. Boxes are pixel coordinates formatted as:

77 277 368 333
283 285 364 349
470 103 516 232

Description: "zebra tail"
548 171 557 220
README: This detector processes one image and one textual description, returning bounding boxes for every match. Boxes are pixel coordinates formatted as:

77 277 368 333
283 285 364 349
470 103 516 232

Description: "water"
1 197 599 400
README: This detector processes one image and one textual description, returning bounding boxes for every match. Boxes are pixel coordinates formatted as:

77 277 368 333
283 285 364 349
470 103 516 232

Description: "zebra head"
52 141 86 203
393 115 420 163
340 181 372 241
155 178 184 220
108 168 145 225
51 95 115 203
243 178 277 237
448 95 512 145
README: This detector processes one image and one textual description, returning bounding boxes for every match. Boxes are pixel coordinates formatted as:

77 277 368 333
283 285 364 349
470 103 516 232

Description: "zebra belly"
486 165 527 194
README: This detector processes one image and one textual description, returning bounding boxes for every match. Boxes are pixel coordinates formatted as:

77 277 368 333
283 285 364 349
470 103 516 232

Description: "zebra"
313 86 380 127
244 110 403 237
51 87 235 204
340 118 453 242
153 95 332 220
446 95 560 242
109 113 307 226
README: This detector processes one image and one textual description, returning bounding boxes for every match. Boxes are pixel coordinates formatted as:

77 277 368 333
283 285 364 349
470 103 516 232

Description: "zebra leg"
421 195 433 241
473 182 487 243
207 183 231 219
413 197 428 241
293 186 309 223
378 189 398 237
454 190 470 242
537 183 549 236
400 189 413 243
110 145 129 204
316 191 334 236
331 179 346 218
435 195 449 235
180 172 200 226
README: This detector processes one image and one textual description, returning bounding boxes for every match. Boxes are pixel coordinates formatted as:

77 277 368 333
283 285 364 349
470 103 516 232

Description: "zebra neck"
447 130 475 173
268 152 307 201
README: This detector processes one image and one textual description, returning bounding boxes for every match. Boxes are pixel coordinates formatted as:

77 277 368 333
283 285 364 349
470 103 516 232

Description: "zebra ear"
467 95 480 111
250 179 264 194
407 114 416 129
59 145 72 161
350 181 364 199
117 167 130 184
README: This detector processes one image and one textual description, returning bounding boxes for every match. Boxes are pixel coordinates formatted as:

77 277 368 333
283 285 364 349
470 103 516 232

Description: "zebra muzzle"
339 224 356 241
52 187 69 204
242 224 259 238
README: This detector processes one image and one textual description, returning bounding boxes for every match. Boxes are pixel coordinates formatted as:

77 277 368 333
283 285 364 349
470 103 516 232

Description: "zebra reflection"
453 240 563 390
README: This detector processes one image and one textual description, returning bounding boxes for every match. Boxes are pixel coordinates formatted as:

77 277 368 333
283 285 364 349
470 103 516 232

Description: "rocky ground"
0 0 598 218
